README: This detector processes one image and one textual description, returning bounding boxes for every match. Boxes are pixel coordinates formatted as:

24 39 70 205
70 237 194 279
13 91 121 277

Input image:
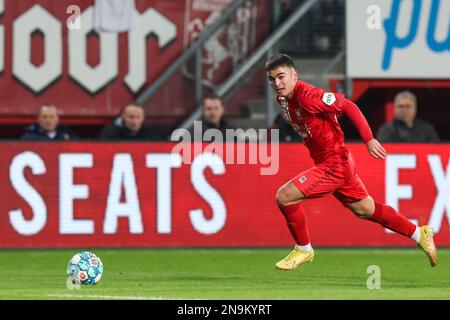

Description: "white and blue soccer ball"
67 251 104 285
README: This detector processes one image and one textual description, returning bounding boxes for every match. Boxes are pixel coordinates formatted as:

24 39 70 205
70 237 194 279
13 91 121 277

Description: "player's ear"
292 68 298 81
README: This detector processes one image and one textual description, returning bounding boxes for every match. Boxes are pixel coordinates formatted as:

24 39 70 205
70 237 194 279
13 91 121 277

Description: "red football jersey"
277 80 351 164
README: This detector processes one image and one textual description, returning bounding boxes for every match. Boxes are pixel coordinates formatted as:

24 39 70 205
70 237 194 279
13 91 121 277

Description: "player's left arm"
303 89 386 159
341 99 387 160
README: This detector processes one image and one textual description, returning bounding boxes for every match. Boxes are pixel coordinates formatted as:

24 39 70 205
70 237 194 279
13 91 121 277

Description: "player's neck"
286 80 301 100
286 86 297 100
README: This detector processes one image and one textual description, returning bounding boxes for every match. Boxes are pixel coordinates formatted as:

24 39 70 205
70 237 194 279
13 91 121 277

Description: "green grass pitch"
0 248 449 300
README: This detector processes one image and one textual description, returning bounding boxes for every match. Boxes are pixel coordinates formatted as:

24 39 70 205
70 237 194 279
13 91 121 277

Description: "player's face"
38 106 59 133
203 98 224 127
394 97 416 125
122 105 145 133
267 66 298 98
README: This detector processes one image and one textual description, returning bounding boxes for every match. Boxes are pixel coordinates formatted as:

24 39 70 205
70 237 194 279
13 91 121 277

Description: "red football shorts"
291 153 369 206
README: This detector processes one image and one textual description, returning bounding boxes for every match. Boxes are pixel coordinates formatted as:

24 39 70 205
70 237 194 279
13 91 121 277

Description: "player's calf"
275 181 313 263
349 198 438 267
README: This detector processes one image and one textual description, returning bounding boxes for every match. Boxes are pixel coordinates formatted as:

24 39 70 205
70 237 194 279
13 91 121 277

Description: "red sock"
279 203 310 245
370 203 416 238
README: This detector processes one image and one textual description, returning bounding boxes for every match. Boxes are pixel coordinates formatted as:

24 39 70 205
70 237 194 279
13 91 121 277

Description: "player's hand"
366 139 386 159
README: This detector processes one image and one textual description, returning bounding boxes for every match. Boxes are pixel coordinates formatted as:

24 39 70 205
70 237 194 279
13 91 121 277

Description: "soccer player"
266 54 437 270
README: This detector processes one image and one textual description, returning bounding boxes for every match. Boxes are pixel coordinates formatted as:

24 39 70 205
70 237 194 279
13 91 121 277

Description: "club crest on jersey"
322 93 336 106
299 176 307 183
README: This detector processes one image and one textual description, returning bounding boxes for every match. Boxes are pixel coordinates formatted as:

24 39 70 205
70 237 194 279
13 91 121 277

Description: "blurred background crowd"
1 0 447 143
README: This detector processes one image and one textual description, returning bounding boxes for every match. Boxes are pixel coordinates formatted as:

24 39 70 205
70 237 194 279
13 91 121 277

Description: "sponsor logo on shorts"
299 176 307 183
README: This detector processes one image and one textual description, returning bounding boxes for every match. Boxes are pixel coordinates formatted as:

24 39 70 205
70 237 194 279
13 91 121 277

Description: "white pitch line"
30 294 175 300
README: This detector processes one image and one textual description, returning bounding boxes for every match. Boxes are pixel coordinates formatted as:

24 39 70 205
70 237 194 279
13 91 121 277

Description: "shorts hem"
291 177 311 198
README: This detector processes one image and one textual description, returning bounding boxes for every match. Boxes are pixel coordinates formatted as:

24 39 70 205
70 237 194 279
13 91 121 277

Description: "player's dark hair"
265 54 296 71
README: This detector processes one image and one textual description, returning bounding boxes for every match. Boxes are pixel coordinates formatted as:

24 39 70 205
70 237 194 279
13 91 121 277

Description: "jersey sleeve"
297 86 374 143
298 87 347 115
341 99 374 143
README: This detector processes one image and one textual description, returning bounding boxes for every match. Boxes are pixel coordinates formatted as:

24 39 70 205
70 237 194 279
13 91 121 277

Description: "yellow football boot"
275 248 314 270
417 225 438 267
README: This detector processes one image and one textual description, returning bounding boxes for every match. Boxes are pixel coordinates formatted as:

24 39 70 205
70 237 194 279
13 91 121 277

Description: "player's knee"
351 208 372 220
275 185 304 208
349 204 373 219
348 196 374 220
275 187 288 208
276 186 297 208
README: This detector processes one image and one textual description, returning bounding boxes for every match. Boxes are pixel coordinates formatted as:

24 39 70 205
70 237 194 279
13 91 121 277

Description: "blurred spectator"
188 94 234 140
20 104 77 141
377 91 440 143
310 0 344 54
279 0 297 23
271 113 302 142
279 0 344 56
99 103 156 140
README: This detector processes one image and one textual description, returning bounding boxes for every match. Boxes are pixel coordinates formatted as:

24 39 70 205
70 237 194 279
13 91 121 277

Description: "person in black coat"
20 104 78 141
186 94 235 141
99 102 156 141
376 91 440 143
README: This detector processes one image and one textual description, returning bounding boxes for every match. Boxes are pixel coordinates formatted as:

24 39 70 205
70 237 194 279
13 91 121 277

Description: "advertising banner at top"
0 0 268 118
346 0 450 79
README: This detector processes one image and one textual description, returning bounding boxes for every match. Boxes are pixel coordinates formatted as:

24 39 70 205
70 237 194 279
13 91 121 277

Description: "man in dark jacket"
99 103 156 140
21 104 77 141
377 91 440 143
188 94 234 141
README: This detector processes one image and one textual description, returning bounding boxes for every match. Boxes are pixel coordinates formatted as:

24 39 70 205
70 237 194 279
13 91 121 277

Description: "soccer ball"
67 251 104 285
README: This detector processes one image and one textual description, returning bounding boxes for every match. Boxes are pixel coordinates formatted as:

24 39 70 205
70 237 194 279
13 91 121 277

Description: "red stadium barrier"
1 142 449 248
